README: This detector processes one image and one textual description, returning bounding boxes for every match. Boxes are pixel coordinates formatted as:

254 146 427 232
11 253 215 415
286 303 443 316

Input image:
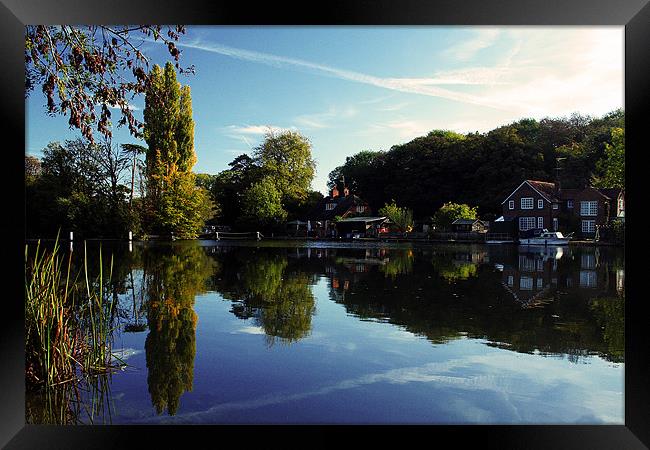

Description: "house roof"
307 194 369 221
452 218 482 225
337 216 387 224
598 188 623 200
502 180 560 204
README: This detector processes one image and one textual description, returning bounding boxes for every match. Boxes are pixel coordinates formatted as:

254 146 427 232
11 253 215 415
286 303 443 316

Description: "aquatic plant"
25 237 123 390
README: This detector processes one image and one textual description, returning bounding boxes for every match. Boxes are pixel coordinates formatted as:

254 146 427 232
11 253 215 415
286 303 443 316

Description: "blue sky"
25 26 624 193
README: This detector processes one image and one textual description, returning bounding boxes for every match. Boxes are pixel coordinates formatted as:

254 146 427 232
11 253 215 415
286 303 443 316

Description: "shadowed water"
27 240 624 424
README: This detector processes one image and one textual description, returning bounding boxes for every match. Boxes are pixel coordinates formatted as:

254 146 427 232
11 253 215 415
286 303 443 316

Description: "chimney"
331 185 339 198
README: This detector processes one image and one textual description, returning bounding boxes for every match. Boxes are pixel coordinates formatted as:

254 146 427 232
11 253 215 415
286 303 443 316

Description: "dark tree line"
328 110 624 219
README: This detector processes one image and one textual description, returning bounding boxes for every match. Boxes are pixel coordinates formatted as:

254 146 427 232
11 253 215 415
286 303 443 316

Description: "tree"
241 177 287 227
26 139 139 238
142 62 214 238
253 130 316 204
594 127 624 189
25 25 192 143
431 202 478 231
379 200 414 232
120 143 147 207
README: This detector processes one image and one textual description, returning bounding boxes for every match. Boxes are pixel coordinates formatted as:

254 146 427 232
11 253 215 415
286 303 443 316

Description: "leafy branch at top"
25 25 194 143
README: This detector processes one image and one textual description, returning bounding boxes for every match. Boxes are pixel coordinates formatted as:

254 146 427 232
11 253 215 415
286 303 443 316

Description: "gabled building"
451 218 489 233
501 179 625 239
306 184 372 237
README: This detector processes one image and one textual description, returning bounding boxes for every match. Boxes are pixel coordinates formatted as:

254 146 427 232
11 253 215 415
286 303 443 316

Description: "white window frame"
580 201 598 216
567 200 574 209
552 203 559 210
508 200 514 210
582 220 596 233
553 218 559 231
521 198 534 209
537 199 544 209
537 217 544 229
326 203 335 211
356 205 365 213
519 217 536 231
520 276 533 290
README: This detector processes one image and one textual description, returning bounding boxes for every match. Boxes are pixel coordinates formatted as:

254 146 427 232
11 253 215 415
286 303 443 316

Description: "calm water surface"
29 240 625 424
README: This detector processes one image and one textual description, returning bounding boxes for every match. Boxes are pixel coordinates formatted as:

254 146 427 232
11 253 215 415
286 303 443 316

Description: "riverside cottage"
500 180 624 239
306 184 372 237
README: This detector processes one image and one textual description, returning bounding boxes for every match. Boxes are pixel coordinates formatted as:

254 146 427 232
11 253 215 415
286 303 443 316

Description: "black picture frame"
2 0 648 447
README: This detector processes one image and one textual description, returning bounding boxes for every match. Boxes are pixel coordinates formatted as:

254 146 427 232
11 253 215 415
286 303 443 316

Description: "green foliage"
253 130 316 204
327 110 624 217
379 200 413 232
26 139 140 239
241 177 287 227
431 202 478 231
594 127 625 189
142 63 213 237
205 131 316 229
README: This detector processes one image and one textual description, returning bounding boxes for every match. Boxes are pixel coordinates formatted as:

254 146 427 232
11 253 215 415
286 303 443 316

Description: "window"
553 218 559 231
326 203 335 211
508 200 514 210
582 220 596 233
519 217 536 231
537 217 544 229
552 203 559 210
536 278 543 290
521 198 533 209
537 199 544 209
356 205 365 213
580 271 597 288
507 275 514 287
567 200 574 209
580 200 597 216
520 277 533 290
618 198 624 216
581 254 596 269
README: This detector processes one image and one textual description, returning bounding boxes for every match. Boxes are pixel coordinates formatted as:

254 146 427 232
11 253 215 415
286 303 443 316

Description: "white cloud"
445 28 502 61
294 106 358 129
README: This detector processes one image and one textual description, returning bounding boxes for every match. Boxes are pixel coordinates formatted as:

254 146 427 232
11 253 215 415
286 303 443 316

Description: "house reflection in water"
499 245 622 308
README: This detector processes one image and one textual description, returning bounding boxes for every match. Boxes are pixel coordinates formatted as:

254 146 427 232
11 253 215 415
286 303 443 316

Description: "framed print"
2 0 649 447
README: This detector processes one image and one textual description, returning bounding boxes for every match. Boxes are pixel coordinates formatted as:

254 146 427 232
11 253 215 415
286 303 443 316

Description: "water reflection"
28 240 624 422
142 243 215 415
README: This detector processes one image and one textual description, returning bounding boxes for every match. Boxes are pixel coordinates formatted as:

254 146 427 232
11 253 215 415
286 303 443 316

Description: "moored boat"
519 230 572 246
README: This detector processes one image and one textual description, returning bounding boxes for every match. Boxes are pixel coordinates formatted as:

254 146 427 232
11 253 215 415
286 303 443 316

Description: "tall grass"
25 237 122 391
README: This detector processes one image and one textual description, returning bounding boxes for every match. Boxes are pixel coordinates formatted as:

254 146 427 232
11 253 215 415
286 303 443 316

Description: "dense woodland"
327 109 625 221
26 108 624 238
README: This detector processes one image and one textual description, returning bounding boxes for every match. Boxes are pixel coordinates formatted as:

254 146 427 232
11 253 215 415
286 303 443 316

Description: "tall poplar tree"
143 62 213 238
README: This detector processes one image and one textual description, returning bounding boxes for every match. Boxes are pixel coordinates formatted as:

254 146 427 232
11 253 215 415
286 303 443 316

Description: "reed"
25 237 122 391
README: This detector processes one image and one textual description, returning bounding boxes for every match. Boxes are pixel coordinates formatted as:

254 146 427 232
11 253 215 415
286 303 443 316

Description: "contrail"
176 39 515 111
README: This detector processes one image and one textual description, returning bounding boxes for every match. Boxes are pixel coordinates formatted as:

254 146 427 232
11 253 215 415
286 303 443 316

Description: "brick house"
501 180 624 239
307 184 372 236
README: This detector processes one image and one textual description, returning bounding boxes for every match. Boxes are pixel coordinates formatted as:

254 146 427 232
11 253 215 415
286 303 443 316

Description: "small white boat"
519 230 572 246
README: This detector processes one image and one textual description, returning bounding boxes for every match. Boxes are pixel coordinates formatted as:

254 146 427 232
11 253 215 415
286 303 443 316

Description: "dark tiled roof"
598 188 623 200
307 194 369 221
527 180 560 202
452 218 481 225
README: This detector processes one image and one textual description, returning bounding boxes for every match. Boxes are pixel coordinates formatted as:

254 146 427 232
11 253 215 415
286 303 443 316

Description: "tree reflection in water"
216 251 316 346
142 242 215 415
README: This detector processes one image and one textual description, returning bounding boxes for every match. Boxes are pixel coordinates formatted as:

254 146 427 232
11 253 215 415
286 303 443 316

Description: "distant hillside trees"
327 109 624 219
